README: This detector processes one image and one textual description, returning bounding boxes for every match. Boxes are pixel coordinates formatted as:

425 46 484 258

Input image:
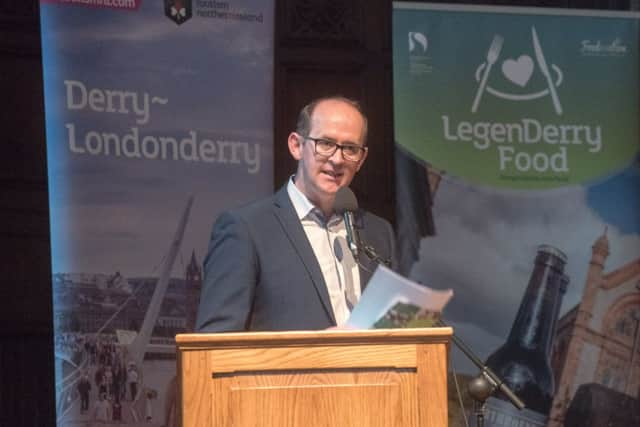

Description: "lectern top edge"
176 326 453 347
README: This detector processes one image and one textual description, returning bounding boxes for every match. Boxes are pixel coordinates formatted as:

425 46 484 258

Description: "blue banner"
40 1 273 425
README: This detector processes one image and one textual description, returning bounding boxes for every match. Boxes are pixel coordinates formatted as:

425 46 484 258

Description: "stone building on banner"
549 231 640 426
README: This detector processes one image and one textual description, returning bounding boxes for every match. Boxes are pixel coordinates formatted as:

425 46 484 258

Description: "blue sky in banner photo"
409 162 640 374
41 1 274 277
587 157 640 234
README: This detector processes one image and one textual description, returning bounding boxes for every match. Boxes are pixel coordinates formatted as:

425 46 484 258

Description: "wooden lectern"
176 327 452 427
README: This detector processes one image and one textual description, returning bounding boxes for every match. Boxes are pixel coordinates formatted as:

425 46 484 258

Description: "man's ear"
288 132 303 161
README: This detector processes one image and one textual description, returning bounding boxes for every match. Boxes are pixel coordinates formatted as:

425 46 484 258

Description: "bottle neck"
507 252 568 355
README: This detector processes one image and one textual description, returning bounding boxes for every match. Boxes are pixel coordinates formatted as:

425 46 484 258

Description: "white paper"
347 264 454 329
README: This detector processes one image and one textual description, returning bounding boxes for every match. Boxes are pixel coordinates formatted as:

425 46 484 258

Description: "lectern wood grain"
230 382 404 427
177 328 451 427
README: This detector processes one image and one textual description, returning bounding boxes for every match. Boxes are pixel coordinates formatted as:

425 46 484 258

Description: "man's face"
288 100 367 208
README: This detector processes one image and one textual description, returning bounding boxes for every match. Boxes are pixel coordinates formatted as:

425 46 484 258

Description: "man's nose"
328 147 345 164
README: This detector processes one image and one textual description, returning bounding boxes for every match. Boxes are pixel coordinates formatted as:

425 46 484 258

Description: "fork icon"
471 35 504 113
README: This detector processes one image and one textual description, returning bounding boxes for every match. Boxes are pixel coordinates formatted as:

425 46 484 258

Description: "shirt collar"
287 176 318 221
287 176 341 225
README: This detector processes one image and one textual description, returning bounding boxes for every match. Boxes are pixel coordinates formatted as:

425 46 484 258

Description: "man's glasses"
303 136 367 162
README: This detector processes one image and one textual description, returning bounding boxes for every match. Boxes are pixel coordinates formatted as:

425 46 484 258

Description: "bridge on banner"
53 197 194 427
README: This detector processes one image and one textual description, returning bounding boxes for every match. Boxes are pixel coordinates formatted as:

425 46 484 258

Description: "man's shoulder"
357 208 392 231
227 194 272 215
223 190 282 221
215 185 289 226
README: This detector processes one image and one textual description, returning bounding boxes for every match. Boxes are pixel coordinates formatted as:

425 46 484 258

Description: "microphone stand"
344 220 391 269
360 243 391 268
436 319 525 427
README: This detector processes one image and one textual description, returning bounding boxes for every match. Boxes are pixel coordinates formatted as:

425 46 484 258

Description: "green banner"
394 3 639 189
393 4 640 426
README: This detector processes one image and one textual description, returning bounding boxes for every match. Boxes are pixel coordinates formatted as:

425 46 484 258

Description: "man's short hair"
295 96 368 145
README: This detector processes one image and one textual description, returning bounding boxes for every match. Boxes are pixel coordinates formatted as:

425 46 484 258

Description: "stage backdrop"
393 3 640 426
40 1 273 426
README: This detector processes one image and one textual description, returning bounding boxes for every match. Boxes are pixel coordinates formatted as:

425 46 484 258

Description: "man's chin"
322 182 343 195
318 177 343 193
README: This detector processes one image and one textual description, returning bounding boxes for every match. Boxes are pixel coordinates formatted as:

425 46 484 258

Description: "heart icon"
501 55 534 87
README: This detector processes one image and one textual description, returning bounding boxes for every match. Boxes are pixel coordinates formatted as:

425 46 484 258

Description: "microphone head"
334 186 358 214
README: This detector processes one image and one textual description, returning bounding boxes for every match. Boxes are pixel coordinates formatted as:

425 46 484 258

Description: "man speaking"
196 96 396 332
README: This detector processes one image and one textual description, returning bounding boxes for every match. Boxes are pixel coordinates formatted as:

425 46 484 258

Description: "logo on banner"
471 26 564 115
393 7 640 189
165 0 193 25
408 32 428 53
40 0 142 11
580 38 629 56
408 31 432 74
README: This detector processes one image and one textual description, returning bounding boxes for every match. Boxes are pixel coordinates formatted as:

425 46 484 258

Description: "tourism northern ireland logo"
472 26 563 115
165 0 193 25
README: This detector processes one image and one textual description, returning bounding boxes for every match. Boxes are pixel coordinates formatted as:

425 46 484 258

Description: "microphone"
334 187 392 268
334 186 361 261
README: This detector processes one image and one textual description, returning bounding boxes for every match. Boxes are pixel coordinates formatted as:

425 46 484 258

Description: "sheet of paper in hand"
347 264 453 329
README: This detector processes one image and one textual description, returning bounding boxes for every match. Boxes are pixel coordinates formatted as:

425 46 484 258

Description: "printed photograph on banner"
40 1 273 426
393 4 640 426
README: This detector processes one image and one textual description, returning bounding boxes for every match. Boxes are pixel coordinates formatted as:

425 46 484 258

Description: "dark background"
0 0 634 425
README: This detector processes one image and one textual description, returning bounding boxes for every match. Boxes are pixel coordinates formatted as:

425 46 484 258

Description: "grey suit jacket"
195 185 396 332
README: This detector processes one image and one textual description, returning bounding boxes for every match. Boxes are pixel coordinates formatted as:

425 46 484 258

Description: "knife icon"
532 26 562 115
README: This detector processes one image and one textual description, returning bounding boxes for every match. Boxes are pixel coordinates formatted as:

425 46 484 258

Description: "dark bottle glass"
485 245 569 415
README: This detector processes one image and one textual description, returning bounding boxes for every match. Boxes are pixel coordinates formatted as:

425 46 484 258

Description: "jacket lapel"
353 210 375 291
272 186 336 325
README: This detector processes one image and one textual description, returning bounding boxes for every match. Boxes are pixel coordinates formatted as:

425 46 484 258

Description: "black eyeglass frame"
302 135 368 162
